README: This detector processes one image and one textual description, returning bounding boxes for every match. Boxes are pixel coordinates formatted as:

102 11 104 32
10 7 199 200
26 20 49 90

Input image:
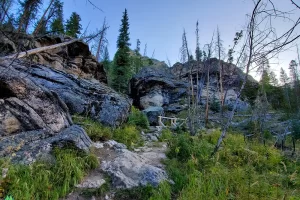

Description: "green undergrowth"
114 181 171 200
144 129 300 200
127 106 149 129
0 147 98 200
72 114 144 149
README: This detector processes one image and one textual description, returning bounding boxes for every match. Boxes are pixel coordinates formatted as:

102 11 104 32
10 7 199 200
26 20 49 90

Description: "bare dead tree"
216 27 225 110
213 0 300 155
204 35 214 127
95 18 109 62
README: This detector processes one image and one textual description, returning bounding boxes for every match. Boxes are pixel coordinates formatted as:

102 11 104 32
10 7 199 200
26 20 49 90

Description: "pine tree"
102 45 110 73
17 0 42 32
195 21 202 62
135 39 141 55
65 12 82 38
111 9 131 93
50 0 64 34
289 60 300 113
132 39 142 73
280 67 292 111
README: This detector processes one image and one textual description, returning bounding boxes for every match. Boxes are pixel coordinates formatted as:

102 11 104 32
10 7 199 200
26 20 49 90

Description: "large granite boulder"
130 66 188 111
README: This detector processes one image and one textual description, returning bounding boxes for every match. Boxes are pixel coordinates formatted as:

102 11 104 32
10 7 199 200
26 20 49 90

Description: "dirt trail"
64 132 168 200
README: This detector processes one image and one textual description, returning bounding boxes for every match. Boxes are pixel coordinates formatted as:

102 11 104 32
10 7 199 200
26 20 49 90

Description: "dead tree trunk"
212 0 300 155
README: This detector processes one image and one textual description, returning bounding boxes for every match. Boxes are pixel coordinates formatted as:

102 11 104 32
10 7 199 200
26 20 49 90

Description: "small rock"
76 178 106 189
93 142 104 149
150 135 158 142
104 140 127 149
2 168 8 178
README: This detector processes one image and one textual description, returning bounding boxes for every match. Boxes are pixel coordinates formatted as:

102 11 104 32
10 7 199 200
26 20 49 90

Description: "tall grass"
153 130 300 200
0 147 98 200
73 115 144 149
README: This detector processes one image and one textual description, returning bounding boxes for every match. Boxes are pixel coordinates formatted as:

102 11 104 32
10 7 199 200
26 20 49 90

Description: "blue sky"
44 0 299 79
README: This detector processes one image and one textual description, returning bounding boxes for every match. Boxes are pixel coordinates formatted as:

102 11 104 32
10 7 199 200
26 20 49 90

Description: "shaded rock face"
1 60 131 127
142 106 164 126
0 61 92 163
130 66 188 111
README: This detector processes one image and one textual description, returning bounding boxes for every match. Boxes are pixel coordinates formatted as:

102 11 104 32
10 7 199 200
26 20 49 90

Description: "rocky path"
64 128 169 200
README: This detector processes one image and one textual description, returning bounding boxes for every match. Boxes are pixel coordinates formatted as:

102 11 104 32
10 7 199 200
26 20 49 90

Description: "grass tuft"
0 147 99 200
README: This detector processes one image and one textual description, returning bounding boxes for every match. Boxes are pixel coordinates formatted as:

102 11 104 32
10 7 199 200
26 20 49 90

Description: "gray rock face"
142 106 164 126
0 59 130 163
130 66 188 111
0 125 92 164
100 141 169 189
1 60 131 127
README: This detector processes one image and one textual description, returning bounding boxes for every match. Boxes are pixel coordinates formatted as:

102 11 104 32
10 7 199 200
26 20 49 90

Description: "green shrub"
114 185 154 200
127 107 149 129
1 147 98 200
73 115 113 141
113 125 143 149
159 129 172 142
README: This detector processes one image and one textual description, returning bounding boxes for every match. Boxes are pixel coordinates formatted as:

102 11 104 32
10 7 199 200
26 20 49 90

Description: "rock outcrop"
130 66 188 112
0 59 130 163
99 140 169 189
0 34 107 83
0 60 93 163
142 106 164 126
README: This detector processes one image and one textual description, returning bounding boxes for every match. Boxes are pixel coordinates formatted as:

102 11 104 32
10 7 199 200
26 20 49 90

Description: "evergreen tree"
280 67 292 111
195 21 202 62
17 0 42 32
289 60 300 113
102 45 110 73
65 12 82 38
111 9 131 93
135 39 141 55
132 39 143 73
50 0 64 34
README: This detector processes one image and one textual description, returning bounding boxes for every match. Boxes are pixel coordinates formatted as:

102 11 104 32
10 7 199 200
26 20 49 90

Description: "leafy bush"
73 115 113 141
159 129 172 142
1 147 98 200
128 107 149 129
113 125 143 149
